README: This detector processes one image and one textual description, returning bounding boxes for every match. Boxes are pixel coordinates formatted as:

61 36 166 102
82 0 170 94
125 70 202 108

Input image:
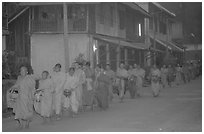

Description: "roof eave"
152 2 176 18
122 2 150 18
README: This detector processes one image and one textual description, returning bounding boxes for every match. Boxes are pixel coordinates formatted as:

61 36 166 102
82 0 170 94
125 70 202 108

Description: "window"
119 10 125 30
159 21 167 34
67 5 87 31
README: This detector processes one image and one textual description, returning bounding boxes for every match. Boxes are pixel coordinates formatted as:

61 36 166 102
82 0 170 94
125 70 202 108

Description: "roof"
19 2 99 6
152 2 176 17
122 2 150 17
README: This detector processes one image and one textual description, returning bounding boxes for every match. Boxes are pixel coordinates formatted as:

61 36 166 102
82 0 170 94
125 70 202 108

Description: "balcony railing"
32 18 87 33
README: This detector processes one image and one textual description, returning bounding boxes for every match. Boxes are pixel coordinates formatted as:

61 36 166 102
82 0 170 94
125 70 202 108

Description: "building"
5 2 150 75
138 2 184 66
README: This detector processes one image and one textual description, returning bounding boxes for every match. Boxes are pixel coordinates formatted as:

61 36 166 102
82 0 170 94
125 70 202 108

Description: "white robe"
51 71 66 115
74 69 86 108
34 78 54 117
63 74 79 113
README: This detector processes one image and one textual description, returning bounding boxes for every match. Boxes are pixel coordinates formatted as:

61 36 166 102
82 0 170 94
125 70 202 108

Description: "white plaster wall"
30 34 90 76
68 34 89 64
31 34 65 76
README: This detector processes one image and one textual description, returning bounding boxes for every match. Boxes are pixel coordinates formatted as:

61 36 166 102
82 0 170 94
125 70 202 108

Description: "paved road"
2 77 202 132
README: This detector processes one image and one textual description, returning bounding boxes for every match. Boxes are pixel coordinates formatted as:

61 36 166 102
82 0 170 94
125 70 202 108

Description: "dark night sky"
159 2 202 44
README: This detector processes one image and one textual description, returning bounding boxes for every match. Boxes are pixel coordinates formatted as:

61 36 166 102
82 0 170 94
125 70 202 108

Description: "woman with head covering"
34 71 54 123
51 63 66 120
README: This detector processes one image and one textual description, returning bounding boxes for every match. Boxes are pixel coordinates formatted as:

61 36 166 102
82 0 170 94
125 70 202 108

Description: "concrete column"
106 43 110 64
63 3 69 70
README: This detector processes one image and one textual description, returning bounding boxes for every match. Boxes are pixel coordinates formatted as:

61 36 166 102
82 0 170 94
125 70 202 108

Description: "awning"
122 2 150 17
149 36 183 52
92 34 149 50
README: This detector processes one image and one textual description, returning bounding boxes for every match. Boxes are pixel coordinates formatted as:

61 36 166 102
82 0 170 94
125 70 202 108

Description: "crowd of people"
6 60 201 130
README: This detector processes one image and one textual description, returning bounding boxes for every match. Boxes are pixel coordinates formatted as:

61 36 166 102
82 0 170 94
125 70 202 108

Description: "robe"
51 71 66 115
63 74 79 113
11 75 35 120
161 67 168 88
105 69 116 101
95 73 110 110
151 69 161 97
83 67 95 106
175 67 182 85
74 69 86 108
135 68 145 95
34 78 54 117
116 68 128 99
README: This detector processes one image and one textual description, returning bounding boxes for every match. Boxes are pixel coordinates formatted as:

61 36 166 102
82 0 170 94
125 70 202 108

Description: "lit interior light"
93 44 97 52
138 23 142 37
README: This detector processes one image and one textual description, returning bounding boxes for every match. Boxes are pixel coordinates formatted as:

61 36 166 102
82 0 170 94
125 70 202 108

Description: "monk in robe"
9 66 35 129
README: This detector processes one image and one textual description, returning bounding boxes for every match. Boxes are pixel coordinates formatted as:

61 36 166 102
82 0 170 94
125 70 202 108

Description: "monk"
116 63 128 102
73 62 86 112
105 64 116 102
95 66 111 110
135 65 145 96
83 62 95 111
9 66 35 129
151 65 161 97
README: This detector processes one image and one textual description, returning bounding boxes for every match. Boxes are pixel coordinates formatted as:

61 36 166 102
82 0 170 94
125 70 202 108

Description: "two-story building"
138 2 184 66
6 2 150 75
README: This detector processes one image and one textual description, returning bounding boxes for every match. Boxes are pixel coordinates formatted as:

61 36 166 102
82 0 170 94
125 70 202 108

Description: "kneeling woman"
151 65 161 97
8 66 35 129
34 71 54 123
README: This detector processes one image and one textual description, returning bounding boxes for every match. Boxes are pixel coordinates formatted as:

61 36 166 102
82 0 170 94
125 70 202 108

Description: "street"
2 77 202 132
